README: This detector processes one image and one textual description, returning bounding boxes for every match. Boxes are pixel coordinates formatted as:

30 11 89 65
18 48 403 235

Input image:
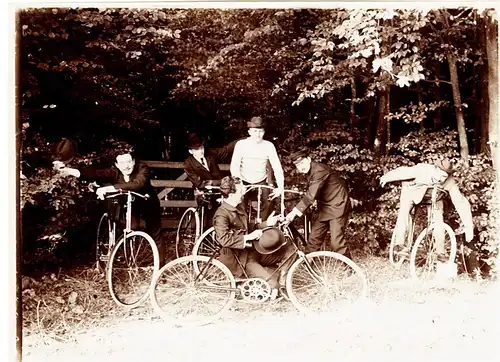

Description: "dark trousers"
242 179 273 222
305 213 349 256
195 194 219 231
123 198 165 267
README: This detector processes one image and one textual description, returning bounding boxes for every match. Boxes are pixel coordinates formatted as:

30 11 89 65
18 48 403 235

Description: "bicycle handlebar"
243 184 305 196
102 189 150 200
204 185 221 191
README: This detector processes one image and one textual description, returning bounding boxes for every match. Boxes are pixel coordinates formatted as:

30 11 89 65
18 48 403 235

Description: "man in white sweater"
230 117 285 221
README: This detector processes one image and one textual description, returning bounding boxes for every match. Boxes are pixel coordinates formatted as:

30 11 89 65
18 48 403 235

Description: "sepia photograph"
11 2 499 361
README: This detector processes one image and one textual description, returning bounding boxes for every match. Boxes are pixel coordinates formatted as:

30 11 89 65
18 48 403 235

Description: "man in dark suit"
54 151 165 266
183 133 239 228
285 150 352 257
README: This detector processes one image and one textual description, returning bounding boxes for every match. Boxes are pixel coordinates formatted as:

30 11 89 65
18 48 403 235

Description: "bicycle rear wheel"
151 255 236 326
409 223 457 281
176 208 200 258
107 231 159 309
96 213 112 272
286 251 368 315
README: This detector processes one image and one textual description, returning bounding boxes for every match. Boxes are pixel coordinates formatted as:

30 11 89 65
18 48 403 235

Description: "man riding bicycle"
380 159 474 273
54 148 165 266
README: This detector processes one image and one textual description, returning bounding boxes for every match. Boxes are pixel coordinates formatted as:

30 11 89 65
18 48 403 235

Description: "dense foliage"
18 7 498 276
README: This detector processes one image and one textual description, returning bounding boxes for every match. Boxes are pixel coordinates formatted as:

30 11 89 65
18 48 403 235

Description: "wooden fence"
142 160 230 229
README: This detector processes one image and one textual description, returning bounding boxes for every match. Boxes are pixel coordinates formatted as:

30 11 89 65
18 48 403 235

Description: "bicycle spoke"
287 252 367 314
152 256 235 325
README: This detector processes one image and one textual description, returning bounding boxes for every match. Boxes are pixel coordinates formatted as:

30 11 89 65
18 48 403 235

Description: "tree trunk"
446 53 470 162
434 61 443 130
349 76 357 132
374 87 389 155
485 10 498 171
385 87 391 154
416 82 425 130
475 16 489 154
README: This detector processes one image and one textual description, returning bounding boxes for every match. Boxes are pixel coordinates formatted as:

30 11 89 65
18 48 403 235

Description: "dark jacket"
213 201 268 277
295 161 350 221
79 162 160 209
184 140 239 189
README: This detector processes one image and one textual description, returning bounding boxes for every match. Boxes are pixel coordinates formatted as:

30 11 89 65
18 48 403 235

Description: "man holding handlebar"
53 144 165 265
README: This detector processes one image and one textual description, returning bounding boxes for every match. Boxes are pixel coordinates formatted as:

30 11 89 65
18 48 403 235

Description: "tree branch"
421 78 452 85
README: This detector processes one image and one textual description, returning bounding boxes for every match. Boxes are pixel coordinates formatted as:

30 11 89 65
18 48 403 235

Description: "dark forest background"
18 8 498 276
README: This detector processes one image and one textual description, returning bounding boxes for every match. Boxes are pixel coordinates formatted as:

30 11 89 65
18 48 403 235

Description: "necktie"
201 157 209 170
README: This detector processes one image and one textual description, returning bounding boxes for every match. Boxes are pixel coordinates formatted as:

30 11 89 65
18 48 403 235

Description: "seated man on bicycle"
379 159 474 267
54 150 165 266
214 176 295 297
285 149 352 258
230 117 285 221
184 132 239 228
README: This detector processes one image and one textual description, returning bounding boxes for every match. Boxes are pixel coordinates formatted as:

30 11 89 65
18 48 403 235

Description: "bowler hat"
253 227 287 255
435 158 454 174
290 149 309 164
187 133 204 149
247 117 265 129
53 138 77 164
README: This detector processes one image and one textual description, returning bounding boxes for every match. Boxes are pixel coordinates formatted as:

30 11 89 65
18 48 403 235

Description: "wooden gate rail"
143 161 229 227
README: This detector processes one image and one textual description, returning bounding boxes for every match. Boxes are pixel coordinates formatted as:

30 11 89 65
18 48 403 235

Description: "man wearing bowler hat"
285 149 352 257
184 132 239 228
213 176 295 296
230 116 285 222
380 159 474 277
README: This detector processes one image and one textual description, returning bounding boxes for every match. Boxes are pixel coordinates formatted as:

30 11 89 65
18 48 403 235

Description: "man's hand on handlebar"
96 185 116 200
285 207 302 224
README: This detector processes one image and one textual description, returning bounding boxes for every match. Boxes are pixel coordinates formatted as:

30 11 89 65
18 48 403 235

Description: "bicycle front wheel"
409 223 457 280
151 255 236 326
176 208 200 258
107 231 159 309
286 251 368 315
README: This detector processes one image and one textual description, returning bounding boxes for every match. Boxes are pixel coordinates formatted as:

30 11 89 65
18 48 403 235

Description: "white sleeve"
267 142 284 189
230 141 243 178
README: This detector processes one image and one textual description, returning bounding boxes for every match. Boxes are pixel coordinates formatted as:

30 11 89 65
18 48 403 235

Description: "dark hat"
253 227 287 255
53 138 77 164
187 133 204 149
435 158 454 174
290 149 309 164
247 117 265 129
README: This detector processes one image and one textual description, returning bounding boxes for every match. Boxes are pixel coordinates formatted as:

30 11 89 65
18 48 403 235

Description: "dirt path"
22 257 500 361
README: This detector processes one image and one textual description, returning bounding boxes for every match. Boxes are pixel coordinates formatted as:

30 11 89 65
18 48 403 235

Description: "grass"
22 251 497 354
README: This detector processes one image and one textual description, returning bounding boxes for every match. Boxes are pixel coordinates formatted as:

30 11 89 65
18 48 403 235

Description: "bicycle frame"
103 189 150 244
193 220 322 289
393 184 449 260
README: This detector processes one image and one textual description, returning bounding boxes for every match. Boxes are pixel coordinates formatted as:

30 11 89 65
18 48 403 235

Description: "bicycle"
387 183 457 280
175 185 222 258
95 188 160 308
151 190 368 326
190 187 309 262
